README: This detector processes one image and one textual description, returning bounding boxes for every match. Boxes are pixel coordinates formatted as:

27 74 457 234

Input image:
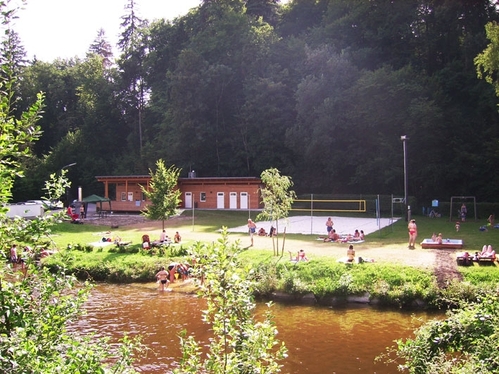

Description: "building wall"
96 176 261 212
178 180 261 210
114 182 146 211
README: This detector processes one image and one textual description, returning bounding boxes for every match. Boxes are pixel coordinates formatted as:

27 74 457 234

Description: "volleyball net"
291 198 367 213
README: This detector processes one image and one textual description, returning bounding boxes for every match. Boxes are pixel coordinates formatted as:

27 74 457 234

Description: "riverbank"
42 211 499 309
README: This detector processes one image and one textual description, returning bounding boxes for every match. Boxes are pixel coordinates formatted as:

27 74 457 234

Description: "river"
72 283 440 373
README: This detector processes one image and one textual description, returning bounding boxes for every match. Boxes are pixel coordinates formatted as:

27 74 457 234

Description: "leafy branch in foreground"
379 295 499 374
0 266 143 373
174 228 287 373
0 3 143 372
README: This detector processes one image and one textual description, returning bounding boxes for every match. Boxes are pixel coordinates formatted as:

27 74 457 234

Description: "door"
229 192 237 209
217 192 225 209
240 192 248 209
185 192 192 209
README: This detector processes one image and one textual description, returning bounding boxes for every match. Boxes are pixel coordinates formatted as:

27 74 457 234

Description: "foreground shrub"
175 229 287 373
380 295 499 373
0 265 142 373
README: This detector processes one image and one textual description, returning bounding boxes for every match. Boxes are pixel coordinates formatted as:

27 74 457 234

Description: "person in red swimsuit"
407 219 417 249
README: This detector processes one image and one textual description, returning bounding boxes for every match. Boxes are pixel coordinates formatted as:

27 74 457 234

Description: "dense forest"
8 0 499 204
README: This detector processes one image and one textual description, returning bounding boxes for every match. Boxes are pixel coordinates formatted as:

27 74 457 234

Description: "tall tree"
141 159 181 230
87 28 113 68
245 0 279 26
117 0 149 157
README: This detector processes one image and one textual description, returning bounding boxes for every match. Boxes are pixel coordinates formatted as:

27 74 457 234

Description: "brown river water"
72 283 440 374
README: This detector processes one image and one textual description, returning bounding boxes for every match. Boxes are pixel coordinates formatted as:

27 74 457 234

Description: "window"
200 192 206 202
121 192 126 201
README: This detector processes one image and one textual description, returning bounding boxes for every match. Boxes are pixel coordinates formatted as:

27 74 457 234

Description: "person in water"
155 266 169 291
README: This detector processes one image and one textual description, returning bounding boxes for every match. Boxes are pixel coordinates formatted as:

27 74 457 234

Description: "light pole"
61 162 77 206
400 136 409 221
61 162 77 172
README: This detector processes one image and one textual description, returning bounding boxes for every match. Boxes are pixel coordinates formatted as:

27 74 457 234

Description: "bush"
383 295 499 373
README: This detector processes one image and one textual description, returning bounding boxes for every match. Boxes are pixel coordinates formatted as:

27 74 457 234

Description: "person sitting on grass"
142 234 151 249
324 229 335 242
174 231 181 243
268 226 276 237
258 227 267 236
340 233 353 243
351 230 365 241
347 245 355 262
331 230 340 242
353 230 360 240
160 229 167 243
288 249 309 262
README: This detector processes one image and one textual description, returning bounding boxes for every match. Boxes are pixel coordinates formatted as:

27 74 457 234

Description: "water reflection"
72 283 439 373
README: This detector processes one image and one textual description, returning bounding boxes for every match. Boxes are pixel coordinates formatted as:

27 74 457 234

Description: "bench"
478 257 496 265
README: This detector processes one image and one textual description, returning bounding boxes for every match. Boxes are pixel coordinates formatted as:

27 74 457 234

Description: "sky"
12 0 203 61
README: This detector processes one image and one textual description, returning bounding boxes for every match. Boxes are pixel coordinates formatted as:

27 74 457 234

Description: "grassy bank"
40 211 499 308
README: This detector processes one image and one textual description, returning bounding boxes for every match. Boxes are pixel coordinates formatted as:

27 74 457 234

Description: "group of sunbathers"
257 226 277 237
144 230 182 249
323 229 364 243
458 245 495 265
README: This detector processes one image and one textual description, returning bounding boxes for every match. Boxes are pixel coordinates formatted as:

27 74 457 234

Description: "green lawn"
48 210 499 253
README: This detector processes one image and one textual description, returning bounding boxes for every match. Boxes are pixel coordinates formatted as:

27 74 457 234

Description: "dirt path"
434 249 463 287
85 215 463 286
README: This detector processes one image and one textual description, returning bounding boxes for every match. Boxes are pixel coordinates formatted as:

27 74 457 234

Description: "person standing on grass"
156 267 169 291
248 219 257 246
407 219 417 249
460 204 467 222
325 217 334 234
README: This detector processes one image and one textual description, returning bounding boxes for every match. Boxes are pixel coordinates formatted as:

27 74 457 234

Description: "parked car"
26 199 63 210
